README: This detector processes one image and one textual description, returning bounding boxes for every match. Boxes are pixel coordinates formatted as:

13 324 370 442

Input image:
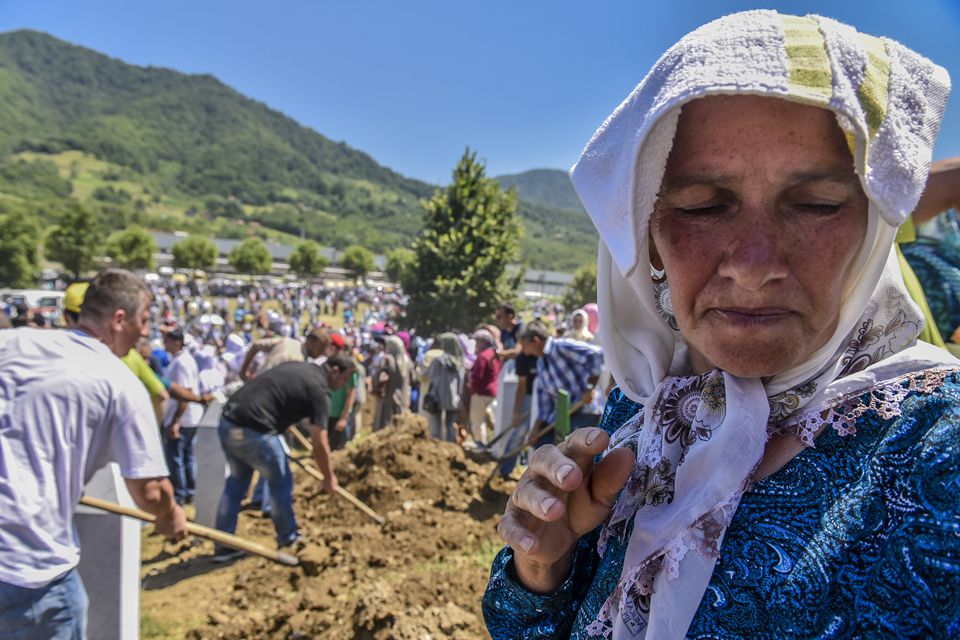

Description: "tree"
288 241 329 278
562 262 598 310
0 213 41 287
385 246 416 287
171 235 218 270
106 225 156 270
406 149 521 332
340 244 375 280
229 237 272 274
45 203 103 279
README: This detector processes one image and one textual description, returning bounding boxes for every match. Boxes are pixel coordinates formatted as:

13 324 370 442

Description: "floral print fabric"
483 372 960 638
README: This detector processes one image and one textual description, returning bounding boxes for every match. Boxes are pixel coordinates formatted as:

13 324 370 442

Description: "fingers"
558 427 612 474
511 473 567 522
497 506 538 554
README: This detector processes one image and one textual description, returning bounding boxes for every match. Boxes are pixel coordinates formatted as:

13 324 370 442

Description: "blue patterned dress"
902 237 960 340
483 370 960 639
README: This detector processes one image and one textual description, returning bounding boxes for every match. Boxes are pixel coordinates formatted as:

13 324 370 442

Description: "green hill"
0 29 595 270
496 168 586 213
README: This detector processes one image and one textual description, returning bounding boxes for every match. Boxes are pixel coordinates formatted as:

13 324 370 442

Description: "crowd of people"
0 258 611 636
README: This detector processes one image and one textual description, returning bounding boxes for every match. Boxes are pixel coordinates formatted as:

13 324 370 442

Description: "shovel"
285 428 387 526
79 495 299 566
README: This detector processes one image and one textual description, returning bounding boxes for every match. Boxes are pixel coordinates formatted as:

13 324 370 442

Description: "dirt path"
140 414 516 639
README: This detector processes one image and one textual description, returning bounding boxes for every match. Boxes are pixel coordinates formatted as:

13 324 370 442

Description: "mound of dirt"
187 415 515 639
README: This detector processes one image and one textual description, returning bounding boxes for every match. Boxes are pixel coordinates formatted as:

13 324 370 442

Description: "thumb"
590 447 634 507
567 446 634 536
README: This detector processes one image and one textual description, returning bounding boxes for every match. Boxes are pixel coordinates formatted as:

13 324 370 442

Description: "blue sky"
1 1 958 185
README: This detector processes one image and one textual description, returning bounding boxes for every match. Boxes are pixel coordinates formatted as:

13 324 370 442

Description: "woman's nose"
716 210 789 291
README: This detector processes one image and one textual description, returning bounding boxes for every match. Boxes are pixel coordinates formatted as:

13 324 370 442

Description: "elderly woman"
568 309 596 344
421 332 467 441
371 335 412 431
484 11 958 639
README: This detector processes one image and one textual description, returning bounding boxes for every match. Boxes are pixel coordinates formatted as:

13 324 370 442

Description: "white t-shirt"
0 328 168 587
162 349 204 428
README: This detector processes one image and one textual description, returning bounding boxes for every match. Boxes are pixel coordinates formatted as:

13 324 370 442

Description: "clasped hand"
497 427 634 593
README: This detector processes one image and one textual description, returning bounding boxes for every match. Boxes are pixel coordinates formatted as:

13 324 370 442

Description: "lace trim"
769 366 958 445
588 485 746 638
589 366 958 638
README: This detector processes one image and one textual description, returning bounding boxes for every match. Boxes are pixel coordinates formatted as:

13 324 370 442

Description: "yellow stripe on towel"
781 15 832 104
857 33 890 139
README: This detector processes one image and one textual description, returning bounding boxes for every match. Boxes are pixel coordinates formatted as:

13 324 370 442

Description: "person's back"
223 361 329 435
0 328 166 587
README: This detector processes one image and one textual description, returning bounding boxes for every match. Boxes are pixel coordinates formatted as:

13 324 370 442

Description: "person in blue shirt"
484 11 959 639
517 319 604 448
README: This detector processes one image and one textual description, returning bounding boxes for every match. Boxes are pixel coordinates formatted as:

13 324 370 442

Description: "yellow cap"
64 282 89 314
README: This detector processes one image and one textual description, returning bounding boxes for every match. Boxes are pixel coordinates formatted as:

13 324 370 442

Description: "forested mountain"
496 168 586 214
0 30 596 270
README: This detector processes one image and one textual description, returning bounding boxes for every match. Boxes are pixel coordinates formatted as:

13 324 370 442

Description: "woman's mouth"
712 307 793 326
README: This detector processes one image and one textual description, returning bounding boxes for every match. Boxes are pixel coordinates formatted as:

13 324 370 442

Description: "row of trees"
0 202 380 286
1 149 594 333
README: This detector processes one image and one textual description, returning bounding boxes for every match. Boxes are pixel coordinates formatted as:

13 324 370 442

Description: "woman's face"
650 95 868 378
572 313 585 330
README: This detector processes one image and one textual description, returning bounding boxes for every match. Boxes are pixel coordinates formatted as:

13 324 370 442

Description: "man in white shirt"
162 328 204 505
0 269 187 639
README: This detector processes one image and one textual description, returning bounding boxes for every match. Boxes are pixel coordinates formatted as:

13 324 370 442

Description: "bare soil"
140 413 516 639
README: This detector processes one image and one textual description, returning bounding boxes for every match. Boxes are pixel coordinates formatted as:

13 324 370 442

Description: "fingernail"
556 464 574 484
585 428 601 446
521 535 534 552
540 497 558 515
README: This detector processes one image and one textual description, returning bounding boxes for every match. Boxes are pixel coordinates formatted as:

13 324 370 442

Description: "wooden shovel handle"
286 428 386 525
79 495 299 566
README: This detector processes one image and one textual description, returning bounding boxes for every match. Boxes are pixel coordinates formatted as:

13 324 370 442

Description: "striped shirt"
535 337 604 424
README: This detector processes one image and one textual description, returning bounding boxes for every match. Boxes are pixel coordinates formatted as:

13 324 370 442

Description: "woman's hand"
497 427 634 594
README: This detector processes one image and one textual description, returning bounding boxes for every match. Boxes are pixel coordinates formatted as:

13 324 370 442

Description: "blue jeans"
163 426 197 504
0 569 87 639
215 419 297 549
251 477 271 514
426 409 457 442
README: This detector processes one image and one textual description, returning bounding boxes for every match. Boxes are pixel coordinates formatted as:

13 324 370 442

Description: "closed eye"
680 204 727 215
794 203 843 214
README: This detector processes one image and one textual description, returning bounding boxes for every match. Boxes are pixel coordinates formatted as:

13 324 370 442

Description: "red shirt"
469 347 501 397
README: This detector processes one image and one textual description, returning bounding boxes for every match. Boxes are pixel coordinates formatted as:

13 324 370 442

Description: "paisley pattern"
483 373 960 639
902 237 960 339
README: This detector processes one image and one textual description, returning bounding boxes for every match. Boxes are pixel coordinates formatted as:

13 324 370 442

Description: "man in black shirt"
213 355 354 558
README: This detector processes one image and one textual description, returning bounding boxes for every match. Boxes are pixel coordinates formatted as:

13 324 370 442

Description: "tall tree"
45 203 103 279
106 225 157 270
0 213 41 287
562 262 598 310
171 235 217 270
288 241 329 278
385 246 416 288
407 149 521 332
229 237 272 274
340 244 375 281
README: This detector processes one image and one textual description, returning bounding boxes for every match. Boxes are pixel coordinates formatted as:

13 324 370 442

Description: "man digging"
213 355 355 561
